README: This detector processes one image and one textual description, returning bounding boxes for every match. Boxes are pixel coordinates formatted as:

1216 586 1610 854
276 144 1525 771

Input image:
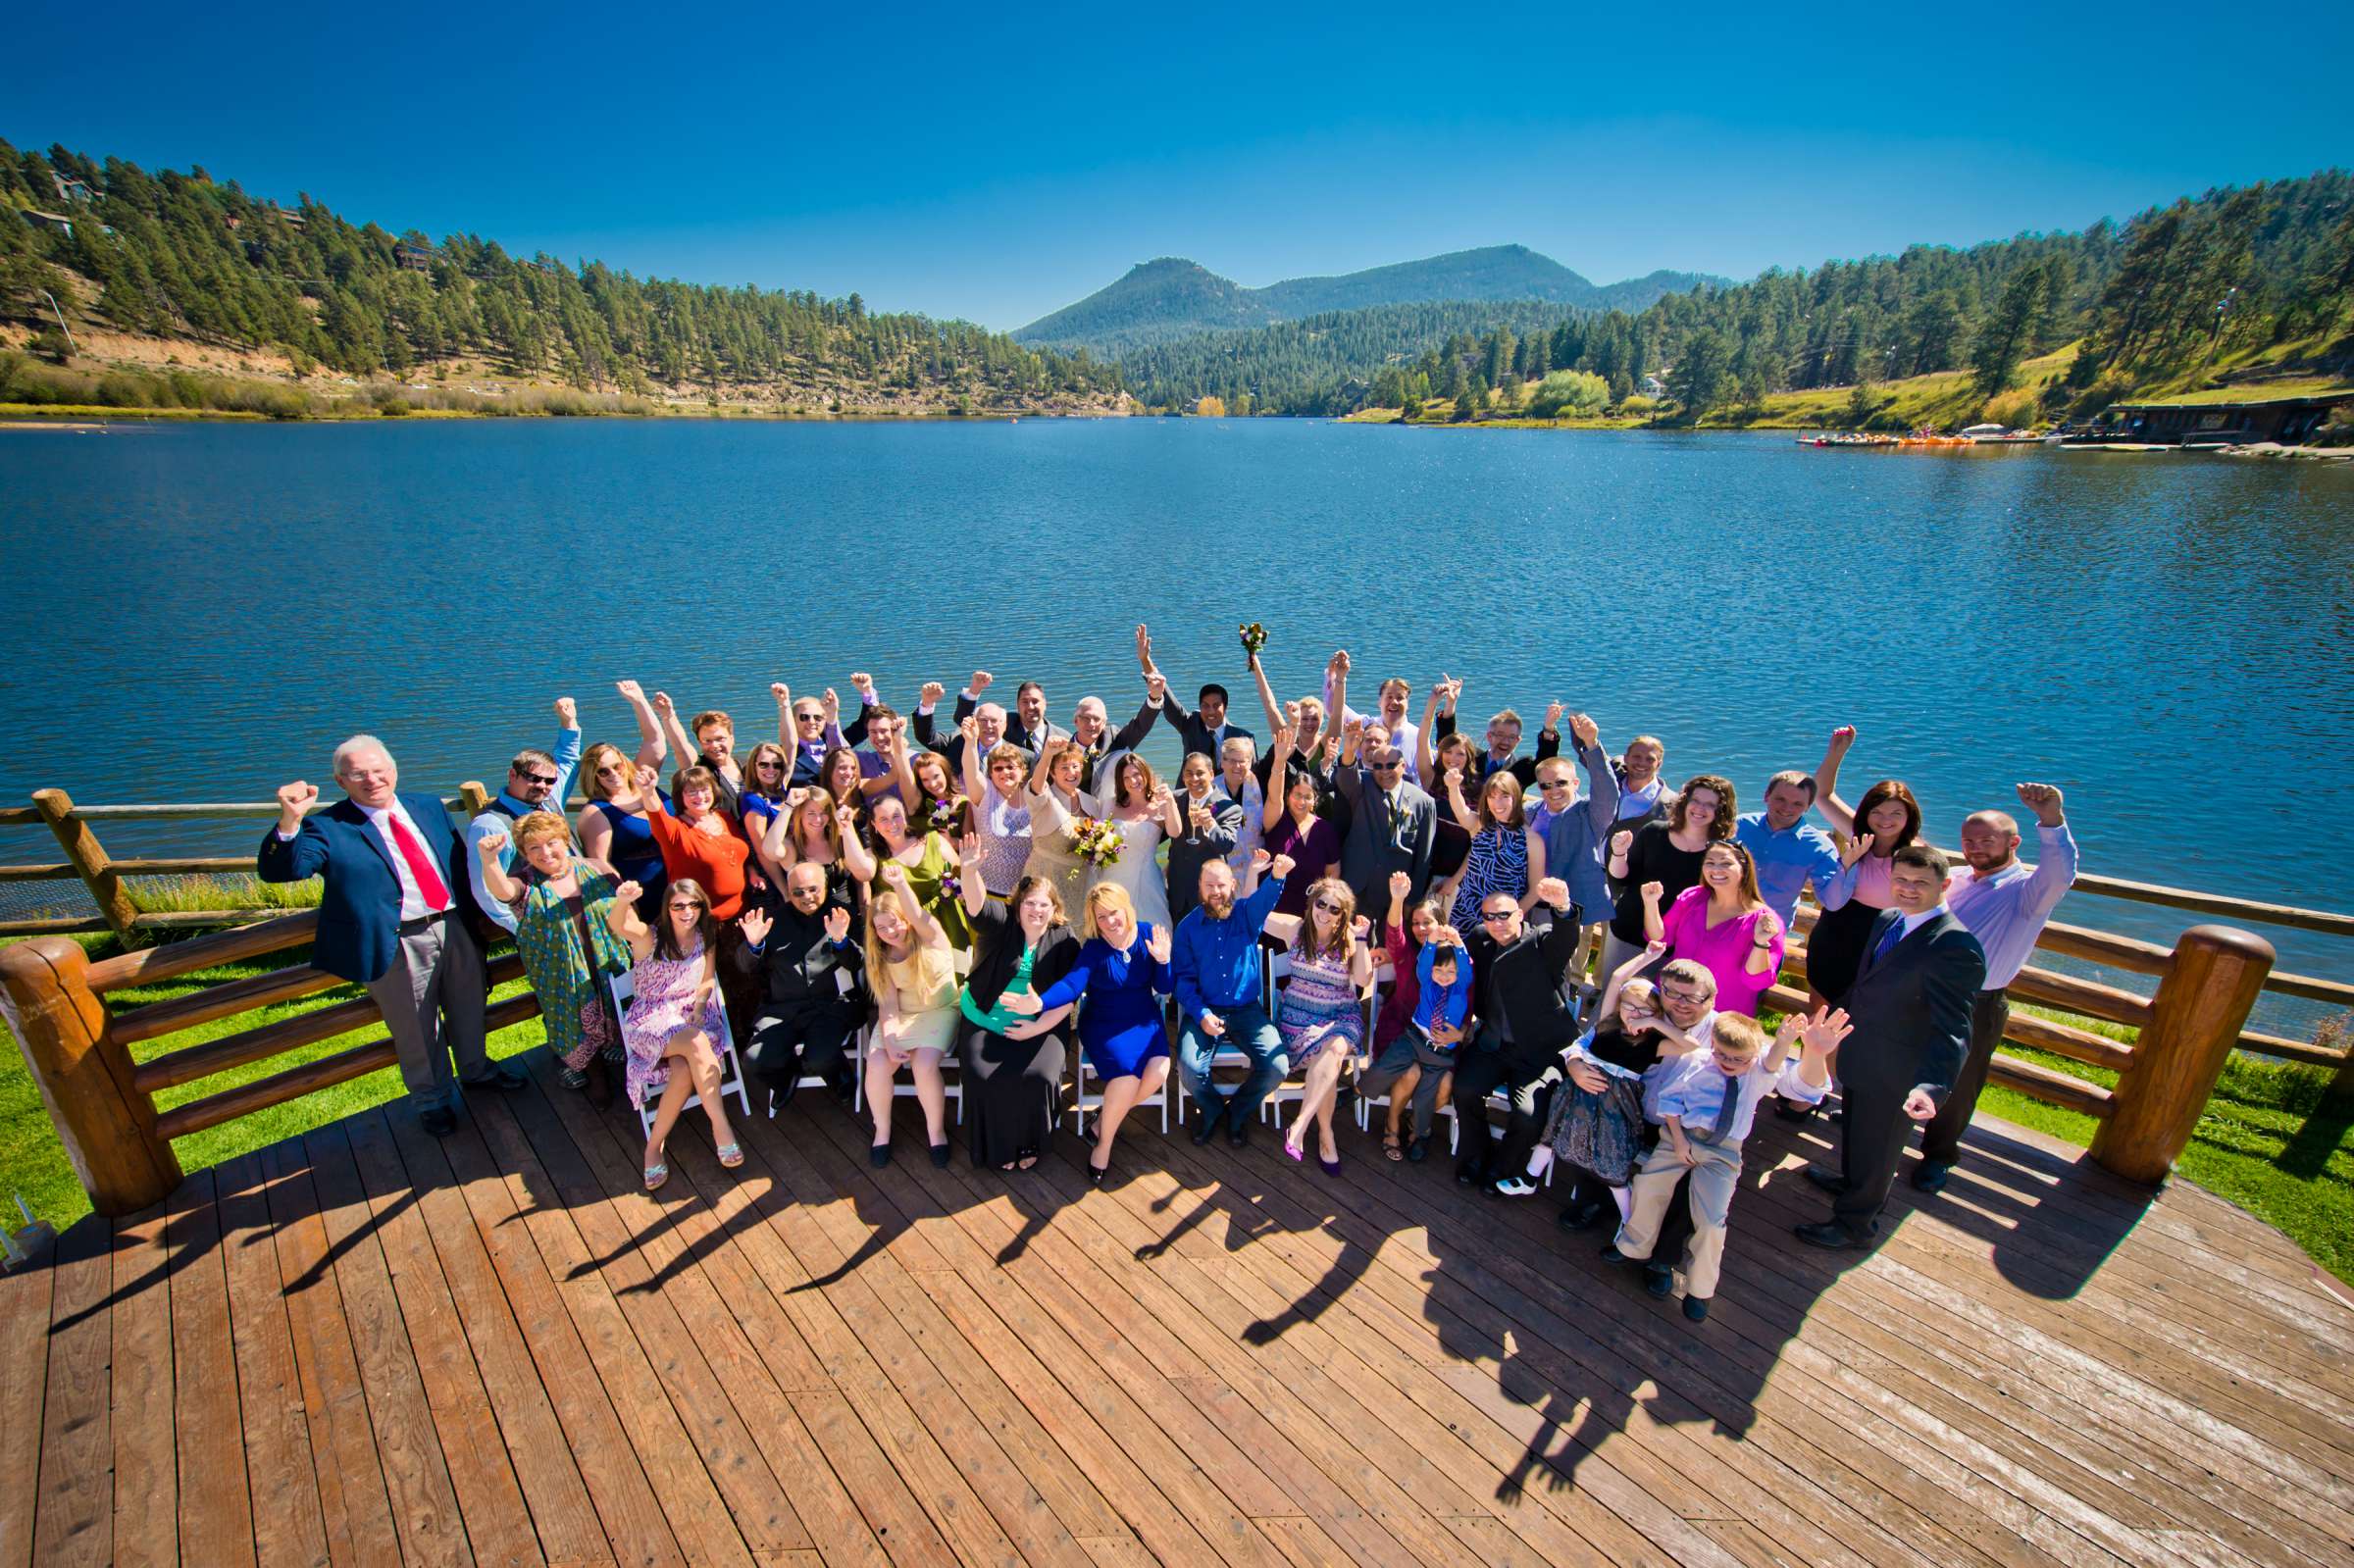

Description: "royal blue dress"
1034 924 1172 1081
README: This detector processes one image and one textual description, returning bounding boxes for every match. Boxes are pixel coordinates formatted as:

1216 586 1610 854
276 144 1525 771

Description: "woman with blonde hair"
606 875 742 1190
474 810 633 1100
1094 751 1183 930
862 860 960 1168
955 859 1080 1171
1275 877 1374 1173
1025 881 1174 1184
959 722 1034 898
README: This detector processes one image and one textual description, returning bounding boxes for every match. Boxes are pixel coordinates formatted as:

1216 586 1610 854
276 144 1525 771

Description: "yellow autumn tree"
1195 394 1227 417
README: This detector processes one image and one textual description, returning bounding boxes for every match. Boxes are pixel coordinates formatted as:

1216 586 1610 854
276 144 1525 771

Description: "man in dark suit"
258 735 524 1137
743 862 865 1114
1796 840 1986 1248
1456 879 1584 1196
1333 723 1436 915
1136 624 1254 761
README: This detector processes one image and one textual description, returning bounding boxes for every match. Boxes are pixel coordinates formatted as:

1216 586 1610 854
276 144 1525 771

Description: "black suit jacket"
759 902 866 1013
1333 766 1436 910
1159 693 1254 760
1464 912 1585 1066
1838 909 1985 1106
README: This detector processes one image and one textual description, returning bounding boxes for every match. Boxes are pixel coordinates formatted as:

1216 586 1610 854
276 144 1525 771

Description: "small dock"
5 1046 2349 1568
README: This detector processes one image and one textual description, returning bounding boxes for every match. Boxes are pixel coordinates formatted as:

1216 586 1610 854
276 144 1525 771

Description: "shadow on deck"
4 1046 2351 1568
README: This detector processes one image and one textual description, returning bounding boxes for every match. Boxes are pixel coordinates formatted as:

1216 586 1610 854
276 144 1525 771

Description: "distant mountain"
1016 244 1726 351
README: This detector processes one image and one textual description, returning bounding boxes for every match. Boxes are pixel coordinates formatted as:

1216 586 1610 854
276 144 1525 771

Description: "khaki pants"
1612 1137 1741 1300
364 911 488 1112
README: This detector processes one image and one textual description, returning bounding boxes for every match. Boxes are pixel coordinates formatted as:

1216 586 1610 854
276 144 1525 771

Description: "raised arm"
1517 830 1550 912
473 830 525 906
547 696 584 804
761 788 803 871
957 716 987 800
1111 671 1165 754
617 680 667 770
1570 712 1618 829
957 833 990 917
837 803 879 884
1416 683 1445 782
1597 937 1665 1023
1639 881 1667 944
1812 725 1858 837
1262 726 1296 831
878 861 945 948
841 673 878 749
651 688 697 768
1250 650 1284 736
1443 767 1477 834
605 880 656 963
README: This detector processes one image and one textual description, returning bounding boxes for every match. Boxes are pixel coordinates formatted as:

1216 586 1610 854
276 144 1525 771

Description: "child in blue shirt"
1360 930 1472 1161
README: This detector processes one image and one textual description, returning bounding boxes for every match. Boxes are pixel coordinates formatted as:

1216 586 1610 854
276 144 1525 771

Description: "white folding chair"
609 970 753 1137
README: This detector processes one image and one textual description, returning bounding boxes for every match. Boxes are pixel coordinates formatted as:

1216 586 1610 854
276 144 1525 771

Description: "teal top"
959 938 1037 1034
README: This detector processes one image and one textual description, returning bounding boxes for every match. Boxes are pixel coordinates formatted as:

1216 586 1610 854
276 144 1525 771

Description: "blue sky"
9 3 2348 330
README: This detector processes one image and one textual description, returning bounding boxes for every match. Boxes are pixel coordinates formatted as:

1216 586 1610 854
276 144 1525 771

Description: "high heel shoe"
1088 1159 1109 1188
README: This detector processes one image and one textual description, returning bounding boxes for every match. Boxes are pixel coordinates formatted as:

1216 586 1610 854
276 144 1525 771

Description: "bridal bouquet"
1238 621 1267 665
1069 816 1124 869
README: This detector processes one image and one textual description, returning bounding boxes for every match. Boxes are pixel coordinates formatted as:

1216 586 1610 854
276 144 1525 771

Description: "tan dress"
879 943 959 1055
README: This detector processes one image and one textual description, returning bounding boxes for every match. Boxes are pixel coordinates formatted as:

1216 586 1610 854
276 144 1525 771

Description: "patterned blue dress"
1275 946 1363 1067
1447 825 1531 937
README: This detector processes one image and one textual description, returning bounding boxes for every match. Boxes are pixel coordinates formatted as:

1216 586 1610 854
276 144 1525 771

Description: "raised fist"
652 689 675 716
920 681 946 706
770 682 791 705
616 678 646 704
881 861 909 887
1544 700 1564 730
554 695 578 728
277 781 320 817
477 831 508 857
959 715 980 742
1268 853 1297 881
1388 869 1411 899
1536 877 1571 911
1611 829 1633 858
848 671 873 692
1639 881 1663 903
614 880 642 904
1568 711 1599 748
969 670 994 693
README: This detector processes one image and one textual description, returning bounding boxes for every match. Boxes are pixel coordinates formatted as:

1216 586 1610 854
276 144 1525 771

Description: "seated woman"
1274 878 1375 1173
1024 883 1173 1185
473 811 633 1099
1440 765 1547 941
759 785 878 926
818 745 873 835
734 741 794 849
1641 839 1785 1017
954 864 1080 1172
862 861 961 1169
1095 752 1183 931
867 792 974 952
641 763 759 1041
605 875 742 1189
1022 737 1103 922
959 724 1034 899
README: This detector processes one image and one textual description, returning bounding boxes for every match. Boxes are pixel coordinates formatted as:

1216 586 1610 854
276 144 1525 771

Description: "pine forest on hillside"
0 140 1121 413
1 135 2347 426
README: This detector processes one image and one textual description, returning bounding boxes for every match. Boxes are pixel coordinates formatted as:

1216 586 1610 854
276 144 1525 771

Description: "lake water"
3 418 2350 1029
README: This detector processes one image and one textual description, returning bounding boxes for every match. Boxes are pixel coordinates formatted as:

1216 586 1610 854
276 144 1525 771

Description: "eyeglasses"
518 772 558 786
1662 987 1709 1005
594 764 627 777
1479 910 1516 924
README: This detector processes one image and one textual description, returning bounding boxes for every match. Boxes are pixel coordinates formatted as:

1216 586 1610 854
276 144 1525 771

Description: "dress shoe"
419 1104 458 1137
463 1062 529 1093
1803 1163 1850 1194
1456 1161 1490 1188
1644 1263 1674 1298
1773 1099 1818 1123
1228 1115 1251 1148
1597 1242 1632 1264
1558 1198 1609 1232
1682 1295 1711 1323
929 1140 952 1168
869 1143 892 1168
1405 1136 1429 1163
1191 1098 1227 1146
1793 1221 1868 1250
1912 1162 1952 1194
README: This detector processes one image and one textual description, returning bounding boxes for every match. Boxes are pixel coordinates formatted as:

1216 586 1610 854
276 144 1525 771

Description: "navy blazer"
256 790 468 984
1838 908 1986 1106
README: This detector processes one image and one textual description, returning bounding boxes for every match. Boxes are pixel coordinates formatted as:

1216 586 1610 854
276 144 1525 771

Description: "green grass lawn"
4 932 2348 1289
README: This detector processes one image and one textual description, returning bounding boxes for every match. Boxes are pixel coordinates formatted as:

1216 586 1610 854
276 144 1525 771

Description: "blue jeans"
1176 1004 1286 1123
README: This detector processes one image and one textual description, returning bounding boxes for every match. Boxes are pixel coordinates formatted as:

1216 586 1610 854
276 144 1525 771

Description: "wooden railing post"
456 781 492 818
2091 925 2275 1185
0 936 180 1215
32 788 138 936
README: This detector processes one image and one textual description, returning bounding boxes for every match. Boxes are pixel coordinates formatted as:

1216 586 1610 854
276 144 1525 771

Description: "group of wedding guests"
259 622 2080 1322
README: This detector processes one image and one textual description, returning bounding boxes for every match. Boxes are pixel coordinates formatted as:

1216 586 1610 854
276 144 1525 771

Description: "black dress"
958 899 1078 1168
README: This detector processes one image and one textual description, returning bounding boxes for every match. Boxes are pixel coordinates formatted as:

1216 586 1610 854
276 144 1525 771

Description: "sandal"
642 1162 669 1192
1381 1132 1404 1163
717 1142 744 1169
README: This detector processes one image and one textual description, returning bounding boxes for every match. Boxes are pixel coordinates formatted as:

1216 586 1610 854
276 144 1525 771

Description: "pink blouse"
1659 885 1785 1017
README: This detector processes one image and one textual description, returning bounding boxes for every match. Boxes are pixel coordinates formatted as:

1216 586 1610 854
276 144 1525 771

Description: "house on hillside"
2087 394 2345 447
21 209 73 239
265 204 307 228
52 175 95 205
1640 373 1667 398
394 242 434 273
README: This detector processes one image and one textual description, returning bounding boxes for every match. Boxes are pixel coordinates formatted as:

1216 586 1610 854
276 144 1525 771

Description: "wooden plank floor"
7 1046 2351 1568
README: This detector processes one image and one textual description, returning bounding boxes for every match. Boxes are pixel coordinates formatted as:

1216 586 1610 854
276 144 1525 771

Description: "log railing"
0 784 2343 1213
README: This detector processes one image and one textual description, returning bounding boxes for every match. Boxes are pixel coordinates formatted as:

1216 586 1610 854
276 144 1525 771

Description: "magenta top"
1660 885 1786 1017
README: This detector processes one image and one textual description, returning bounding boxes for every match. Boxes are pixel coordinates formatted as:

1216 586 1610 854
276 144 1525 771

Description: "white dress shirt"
281 796 443 921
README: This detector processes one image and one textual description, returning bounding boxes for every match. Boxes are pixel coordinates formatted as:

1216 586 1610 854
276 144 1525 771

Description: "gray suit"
1334 765 1437 914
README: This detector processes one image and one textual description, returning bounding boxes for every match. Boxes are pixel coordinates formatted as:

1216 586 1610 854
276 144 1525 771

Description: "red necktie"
387 813 451 913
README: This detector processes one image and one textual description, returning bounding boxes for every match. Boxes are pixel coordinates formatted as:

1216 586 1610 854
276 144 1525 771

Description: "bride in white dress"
1093 752 1185 931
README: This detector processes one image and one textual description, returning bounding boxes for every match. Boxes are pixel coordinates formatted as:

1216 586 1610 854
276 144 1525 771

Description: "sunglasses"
518 772 558 786
794 711 825 724
1312 899 1345 914
668 900 703 913
1539 781 1572 790
594 764 627 778
1480 910 1515 924
755 759 784 772
1371 761 1404 773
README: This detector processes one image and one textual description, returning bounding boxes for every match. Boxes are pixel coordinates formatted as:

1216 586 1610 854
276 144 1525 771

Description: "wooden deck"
5 1048 2351 1568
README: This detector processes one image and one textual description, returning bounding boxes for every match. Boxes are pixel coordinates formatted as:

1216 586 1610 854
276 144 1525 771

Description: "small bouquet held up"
925 794 968 839
1069 816 1124 869
1238 621 1267 666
